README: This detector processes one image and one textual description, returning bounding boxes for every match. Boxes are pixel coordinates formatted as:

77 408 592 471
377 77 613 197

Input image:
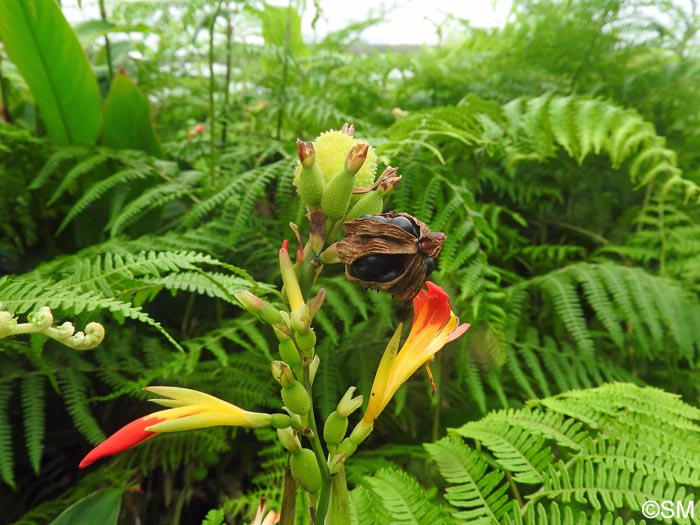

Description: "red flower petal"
79 414 164 468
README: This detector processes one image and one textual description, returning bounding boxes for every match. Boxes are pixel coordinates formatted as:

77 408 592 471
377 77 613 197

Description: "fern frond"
58 369 106 445
58 167 150 234
46 153 112 206
21 374 46 474
0 381 15 488
361 468 452 524
425 437 510 524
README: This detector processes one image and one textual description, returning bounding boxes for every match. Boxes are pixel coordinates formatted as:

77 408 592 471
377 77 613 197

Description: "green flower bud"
308 354 320 384
271 361 295 387
290 304 311 333
320 144 368 221
323 411 348 446
294 140 325 208
281 381 311 415
290 449 322 493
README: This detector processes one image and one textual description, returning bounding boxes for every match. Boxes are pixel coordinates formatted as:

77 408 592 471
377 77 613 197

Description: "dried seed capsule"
336 212 446 301
425 256 434 276
389 216 419 237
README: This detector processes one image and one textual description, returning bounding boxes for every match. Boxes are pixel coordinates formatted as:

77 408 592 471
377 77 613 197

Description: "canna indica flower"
79 386 273 468
361 282 469 426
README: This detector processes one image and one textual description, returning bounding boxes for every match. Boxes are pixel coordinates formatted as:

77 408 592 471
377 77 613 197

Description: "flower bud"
290 448 322 493
281 381 311 415
277 427 302 454
306 289 325 321
235 290 284 325
336 386 363 417
294 140 325 208
290 304 311 333
279 243 304 312
271 361 295 387
308 354 320 384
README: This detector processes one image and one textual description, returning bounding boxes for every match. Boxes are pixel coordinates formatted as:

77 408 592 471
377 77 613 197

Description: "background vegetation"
1 0 700 523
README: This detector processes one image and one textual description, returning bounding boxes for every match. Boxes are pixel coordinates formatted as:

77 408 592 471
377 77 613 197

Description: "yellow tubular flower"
362 281 469 425
79 386 272 468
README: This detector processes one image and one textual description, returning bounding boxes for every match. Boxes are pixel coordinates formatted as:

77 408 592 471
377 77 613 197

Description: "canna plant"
77 125 469 524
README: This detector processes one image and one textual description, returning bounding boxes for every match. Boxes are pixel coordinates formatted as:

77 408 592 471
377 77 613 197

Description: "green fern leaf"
21 374 46 475
425 437 510 524
0 382 15 488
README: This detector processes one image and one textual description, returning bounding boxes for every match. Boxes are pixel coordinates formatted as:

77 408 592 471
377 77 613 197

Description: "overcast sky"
62 0 512 45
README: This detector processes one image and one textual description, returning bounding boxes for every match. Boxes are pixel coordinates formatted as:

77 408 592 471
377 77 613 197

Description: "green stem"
0 53 12 123
275 0 293 140
98 0 114 83
221 5 234 146
208 1 224 186
304 368 331 524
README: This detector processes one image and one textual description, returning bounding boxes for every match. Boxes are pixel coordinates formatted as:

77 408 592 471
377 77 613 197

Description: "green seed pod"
345 190 383 220
295 328 316 354
278 337 301 369
290 449 322 493
281 381 311 415
323 411 348 446
320 170 356 221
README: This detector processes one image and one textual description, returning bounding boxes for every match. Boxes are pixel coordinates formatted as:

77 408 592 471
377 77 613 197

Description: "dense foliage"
1 0 700 523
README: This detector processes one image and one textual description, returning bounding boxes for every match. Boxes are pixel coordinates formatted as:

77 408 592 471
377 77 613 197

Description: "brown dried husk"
336 212 445 301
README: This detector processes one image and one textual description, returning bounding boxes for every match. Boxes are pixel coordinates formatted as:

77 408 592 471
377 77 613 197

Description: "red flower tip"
79 415 163 468
281 240 289 253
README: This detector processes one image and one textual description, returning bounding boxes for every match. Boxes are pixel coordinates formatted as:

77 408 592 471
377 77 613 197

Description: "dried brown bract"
335 212 446 301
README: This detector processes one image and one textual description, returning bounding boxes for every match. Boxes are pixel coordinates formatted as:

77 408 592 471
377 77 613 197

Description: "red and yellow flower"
79 386 272 468
362 281 469 426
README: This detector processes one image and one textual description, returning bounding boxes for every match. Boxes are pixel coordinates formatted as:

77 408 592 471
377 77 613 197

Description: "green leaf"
257 5 307 55
48 488 122 525
101 72 162 156
0 0 102 145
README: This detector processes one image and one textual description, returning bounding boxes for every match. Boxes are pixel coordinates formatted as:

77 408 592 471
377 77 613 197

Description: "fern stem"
221 5 234 146
505 470 524 508
274 0 293 140
208 0 225 186
0 54 12 123
98 0 114 83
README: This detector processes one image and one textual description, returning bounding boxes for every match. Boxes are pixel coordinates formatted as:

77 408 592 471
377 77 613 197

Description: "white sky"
62 0 512 45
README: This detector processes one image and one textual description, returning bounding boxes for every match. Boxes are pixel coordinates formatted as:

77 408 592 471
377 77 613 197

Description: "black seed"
389 216 413 234
425 256 434 276
372 215 389 222
360 214 373 219
349 254 404 282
